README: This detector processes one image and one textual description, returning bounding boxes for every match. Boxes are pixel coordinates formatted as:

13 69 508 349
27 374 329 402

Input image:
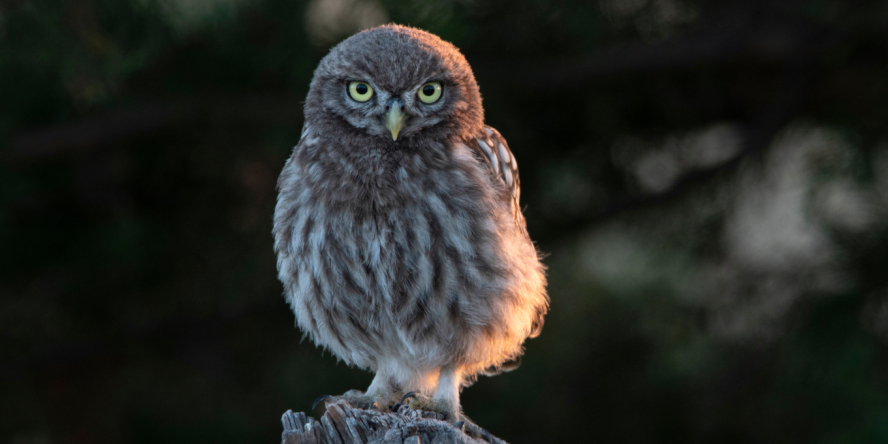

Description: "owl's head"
304 25 484 144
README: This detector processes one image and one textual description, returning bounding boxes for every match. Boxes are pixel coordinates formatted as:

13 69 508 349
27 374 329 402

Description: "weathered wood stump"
281 400 508 444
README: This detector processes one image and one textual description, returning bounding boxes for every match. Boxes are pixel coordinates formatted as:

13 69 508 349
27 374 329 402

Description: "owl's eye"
417 82 442 104
348 81 374 102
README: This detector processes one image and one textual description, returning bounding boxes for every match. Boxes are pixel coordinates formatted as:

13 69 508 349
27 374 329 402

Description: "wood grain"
281 401 507 444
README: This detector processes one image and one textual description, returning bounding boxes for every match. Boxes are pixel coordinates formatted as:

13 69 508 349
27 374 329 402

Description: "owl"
273 24 548 420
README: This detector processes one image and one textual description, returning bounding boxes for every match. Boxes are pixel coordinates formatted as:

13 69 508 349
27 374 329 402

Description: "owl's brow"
412 74 451 88
338 71 373 82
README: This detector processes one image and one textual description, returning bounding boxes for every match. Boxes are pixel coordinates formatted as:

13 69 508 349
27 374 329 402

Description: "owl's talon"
400 391 418 404
312 395 333 410
398 392 459 421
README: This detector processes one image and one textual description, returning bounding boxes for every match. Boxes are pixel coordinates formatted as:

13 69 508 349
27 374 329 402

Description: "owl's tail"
480 356 522 377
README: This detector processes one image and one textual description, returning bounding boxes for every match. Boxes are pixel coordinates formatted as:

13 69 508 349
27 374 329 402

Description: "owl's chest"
287 139 497 275
315 167 482 260
275 143 507 334
305 159 490 277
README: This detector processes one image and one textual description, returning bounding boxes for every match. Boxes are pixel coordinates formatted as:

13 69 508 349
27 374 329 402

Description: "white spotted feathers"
470 126 522 221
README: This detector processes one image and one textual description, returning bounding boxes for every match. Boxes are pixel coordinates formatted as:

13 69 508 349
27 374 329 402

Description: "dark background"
3 0 888 443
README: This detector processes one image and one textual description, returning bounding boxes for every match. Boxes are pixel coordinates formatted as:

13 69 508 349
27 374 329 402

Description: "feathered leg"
402 366 462 421
432 366 462 419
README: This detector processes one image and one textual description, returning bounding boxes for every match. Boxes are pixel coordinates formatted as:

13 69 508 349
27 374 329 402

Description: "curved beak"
384 103 406 141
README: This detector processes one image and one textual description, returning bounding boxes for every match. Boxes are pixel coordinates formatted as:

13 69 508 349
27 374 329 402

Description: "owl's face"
304 25 484 145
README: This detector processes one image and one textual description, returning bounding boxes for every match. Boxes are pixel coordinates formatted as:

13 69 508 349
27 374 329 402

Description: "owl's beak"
384 104 406 141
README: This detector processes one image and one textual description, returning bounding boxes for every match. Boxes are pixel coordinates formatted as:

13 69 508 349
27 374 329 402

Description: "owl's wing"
468 126 522 221
469 127 545 336
466 127 545 381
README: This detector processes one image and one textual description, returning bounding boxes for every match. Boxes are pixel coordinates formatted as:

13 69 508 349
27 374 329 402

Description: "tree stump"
281 400 508 444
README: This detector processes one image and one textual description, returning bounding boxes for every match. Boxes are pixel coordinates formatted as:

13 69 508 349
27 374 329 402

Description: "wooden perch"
281 400 508 444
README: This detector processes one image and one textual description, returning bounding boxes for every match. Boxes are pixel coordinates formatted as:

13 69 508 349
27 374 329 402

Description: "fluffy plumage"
272 25 548 417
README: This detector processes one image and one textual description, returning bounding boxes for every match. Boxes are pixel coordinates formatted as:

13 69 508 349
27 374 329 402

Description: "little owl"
273 24 548 420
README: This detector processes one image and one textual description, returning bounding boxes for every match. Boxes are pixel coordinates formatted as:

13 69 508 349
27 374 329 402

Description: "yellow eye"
348 81 374 102
417 82 442 104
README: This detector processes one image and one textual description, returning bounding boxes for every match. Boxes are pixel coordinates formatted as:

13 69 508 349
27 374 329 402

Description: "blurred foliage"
2 0 888 443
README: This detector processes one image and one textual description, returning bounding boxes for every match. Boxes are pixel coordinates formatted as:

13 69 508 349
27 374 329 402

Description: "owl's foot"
397 391 459 421
313 390 392 412
396 393 498 442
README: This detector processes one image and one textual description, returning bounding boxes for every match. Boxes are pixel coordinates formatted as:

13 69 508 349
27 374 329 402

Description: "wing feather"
466 126 522 221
